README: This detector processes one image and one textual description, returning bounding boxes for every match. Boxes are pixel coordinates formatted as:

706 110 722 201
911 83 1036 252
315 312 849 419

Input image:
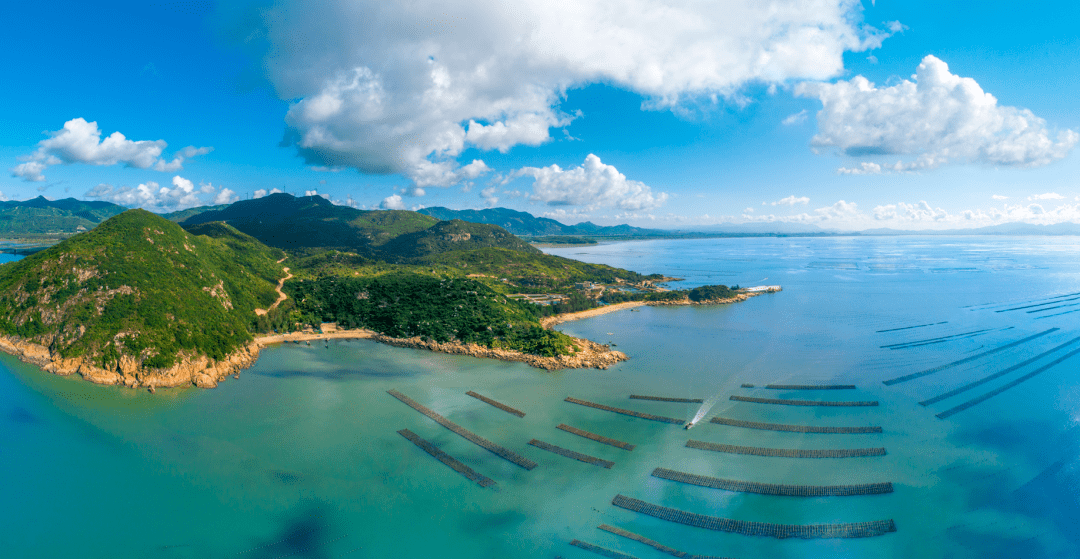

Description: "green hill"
0 196 127 238
179 193 537 261
417 206 669 237
0 210 283 375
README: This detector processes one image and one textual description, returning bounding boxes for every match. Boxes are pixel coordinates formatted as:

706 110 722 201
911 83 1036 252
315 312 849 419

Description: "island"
0 194 777 390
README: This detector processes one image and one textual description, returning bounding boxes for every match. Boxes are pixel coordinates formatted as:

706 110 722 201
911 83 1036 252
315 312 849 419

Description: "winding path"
255 266 292 316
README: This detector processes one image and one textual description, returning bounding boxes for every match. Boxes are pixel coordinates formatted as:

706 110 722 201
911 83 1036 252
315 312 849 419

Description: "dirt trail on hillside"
256 267 292 316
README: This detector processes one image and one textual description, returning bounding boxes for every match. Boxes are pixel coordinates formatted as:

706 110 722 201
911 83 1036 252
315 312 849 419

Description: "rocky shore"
0 287 774 390
0 334 259 389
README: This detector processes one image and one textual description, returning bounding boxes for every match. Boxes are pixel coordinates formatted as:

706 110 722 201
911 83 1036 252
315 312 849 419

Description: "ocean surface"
3 236 1080 558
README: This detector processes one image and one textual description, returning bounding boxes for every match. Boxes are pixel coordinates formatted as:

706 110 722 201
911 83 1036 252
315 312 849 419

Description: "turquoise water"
3 237 1080 558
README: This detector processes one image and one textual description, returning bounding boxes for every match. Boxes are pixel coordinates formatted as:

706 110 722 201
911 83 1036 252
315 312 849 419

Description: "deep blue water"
3 237 1080 558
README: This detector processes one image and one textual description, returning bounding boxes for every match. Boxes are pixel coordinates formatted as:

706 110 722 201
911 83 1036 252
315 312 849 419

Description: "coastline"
0 287 777 390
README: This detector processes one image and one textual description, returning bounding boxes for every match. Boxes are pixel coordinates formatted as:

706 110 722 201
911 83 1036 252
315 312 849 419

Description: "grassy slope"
0 210 283 370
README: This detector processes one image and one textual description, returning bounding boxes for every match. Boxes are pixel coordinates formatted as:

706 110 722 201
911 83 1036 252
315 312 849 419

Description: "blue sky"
2 0 1079 230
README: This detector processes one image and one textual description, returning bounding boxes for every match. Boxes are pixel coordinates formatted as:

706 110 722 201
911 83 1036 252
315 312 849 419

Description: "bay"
3 237 1080 558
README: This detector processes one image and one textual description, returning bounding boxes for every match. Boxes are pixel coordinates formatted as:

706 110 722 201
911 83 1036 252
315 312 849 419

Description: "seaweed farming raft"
686 440 887 458
611 494 897 539
709 416 882 434
386 389 538 470
764 384 856 390
652 467 893 496
597 524 732 559
569 539 639 559
565 397 686 424
397 429 496 488
528 439 614 468
556 424 635 451
730 395 878 407
465 390 526 418
629 395 704 403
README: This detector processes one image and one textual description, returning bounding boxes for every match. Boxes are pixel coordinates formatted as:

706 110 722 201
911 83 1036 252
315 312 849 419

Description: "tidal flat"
3 236 1080 558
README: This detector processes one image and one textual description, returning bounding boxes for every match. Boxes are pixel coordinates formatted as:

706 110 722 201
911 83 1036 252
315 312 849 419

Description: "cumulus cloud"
781 110 808 126
872 201 948 222
85 175 223 211
798 55 1078 172
772 195 810 206
213 188 238 205
11 118 211 182
512 154 666 211
1028 192 1064 201
253 188 283 199
992 194 1009 200
229 0 896 182
408 159 491 188
380 194 405 210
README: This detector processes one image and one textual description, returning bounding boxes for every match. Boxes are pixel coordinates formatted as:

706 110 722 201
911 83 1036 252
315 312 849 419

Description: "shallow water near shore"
4 237 1080 558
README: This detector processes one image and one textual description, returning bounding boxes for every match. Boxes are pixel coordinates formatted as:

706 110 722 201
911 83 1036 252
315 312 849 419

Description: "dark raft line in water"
565 397 687 424
465 390 526 418
557 423 636 450
686 440 887 458
936 347 1080 419
882 328 1059 386
597 524 732 559
997 295 1080 313
1027 301 1080 314
920 336 1080 406
610 494 897 539
527 439 614 468
1036 308 1080 320
629 395 704 403
709 416 882 434
880 328 994 349
397 429 497 488
875 321 948 333
964 291 1080 310
729 395 878 407
763 384 856 390
386 389 538 470
651 467 893 496
570 539 639 559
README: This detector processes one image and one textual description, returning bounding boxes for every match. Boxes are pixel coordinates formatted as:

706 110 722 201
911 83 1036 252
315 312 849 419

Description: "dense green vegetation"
417 206 669 237
528 236 599 245
688 284 739 301
283 273 575 356
0 210 282 370
0 196 126 238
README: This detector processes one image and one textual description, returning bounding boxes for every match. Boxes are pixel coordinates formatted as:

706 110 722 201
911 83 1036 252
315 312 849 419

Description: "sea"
3 236 1080 559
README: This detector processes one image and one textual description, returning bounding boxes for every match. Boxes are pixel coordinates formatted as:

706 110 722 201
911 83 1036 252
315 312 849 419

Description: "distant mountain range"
416 206 671 237
4 196 1080 240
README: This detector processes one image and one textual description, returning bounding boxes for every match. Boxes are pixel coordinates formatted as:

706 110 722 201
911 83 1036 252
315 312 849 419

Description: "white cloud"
408 159 491 188
781 110 808 126
380 194 405 210
11 118 211 182
992 194 1009 200
872 201 948 222
772 195 810 206
541 208 591 222
213 188 238 205
85 175 214 211
480 186 499 206
253 188 283 199
232 0 896 181
0 191 6 201
798 55 1078 172
513 153 666 211
1028 192 1064 201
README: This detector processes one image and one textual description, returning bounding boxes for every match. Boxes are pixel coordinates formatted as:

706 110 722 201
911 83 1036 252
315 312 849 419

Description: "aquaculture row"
611 495 897 539
730 395 878 407
709 416 882 434
597 524 732 559
465 390 526 418
528 439 614 469
651 467 893 496
686 440 887 458
565 397 686 424
387 389 538 470
397 429 496 488
629 395 704 403
556 423 636 450
763 384 856 390
570 539 639 559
